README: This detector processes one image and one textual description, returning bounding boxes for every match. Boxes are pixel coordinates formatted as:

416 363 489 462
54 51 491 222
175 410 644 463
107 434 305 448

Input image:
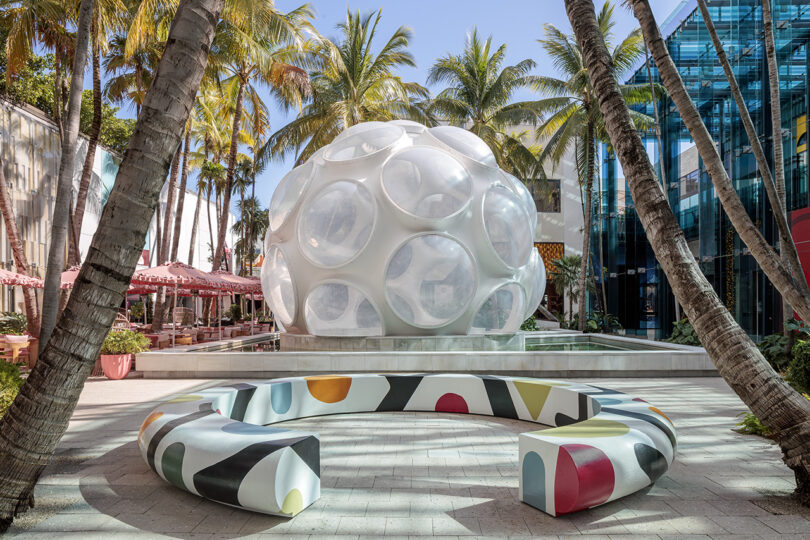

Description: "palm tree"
535 1 653 331
170 120 193 262
39 0 93 349
264 8 432 165
427 29 546 176
0 0 221 529
232 195 268 274
102 33 162 116
566 0 810 501
208 3 314 272
70 0 127 266
0 158 39 336
548 255 581 324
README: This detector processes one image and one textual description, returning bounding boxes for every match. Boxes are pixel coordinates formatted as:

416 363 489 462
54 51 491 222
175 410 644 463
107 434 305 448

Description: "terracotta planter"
100 353 132 380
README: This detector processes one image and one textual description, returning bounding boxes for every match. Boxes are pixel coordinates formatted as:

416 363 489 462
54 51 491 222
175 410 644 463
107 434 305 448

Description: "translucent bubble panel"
383 147 472 220
305 282 383 336
269 163 312 232
324 123 403 161
385 235 476 328
261 246 296 326
262 120 545 336
483 186 532 268
471 283 526 333
430 125 498 168
298 181 375 267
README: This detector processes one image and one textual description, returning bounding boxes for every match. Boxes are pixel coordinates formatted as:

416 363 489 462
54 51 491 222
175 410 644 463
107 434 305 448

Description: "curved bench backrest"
138 374 675 518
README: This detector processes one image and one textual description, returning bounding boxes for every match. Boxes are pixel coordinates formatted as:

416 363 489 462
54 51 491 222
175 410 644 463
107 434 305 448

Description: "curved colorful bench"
138 374 676 517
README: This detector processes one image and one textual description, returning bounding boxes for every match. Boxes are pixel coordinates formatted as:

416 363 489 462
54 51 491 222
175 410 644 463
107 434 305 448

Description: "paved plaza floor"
5 376 810 538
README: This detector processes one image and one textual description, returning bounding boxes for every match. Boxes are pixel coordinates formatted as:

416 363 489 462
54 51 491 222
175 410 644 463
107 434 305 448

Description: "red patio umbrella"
60 266 81 290
0 268 44 288
132 262 235 346
211 271 263 334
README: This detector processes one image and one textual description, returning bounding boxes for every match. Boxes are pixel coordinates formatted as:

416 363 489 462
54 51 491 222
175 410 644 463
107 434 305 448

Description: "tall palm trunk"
206 183 214 263
39 0 94 350
171 127 192 262
697 0 805 306
187 189 203 265
213 78 245 271
151 150 180 330
577 125 594 330
761 0 796 345
0 0 223 530
571 0 810 499
636 0 810 325
0 159 40 335
70 37 102 267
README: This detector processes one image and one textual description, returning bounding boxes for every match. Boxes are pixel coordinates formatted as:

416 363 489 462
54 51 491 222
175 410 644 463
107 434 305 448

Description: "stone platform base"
279 333 525 352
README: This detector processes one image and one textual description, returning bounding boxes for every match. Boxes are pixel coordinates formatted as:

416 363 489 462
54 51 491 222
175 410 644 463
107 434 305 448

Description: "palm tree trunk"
577 126 594 331
637 0 810 325
53 48 63 138
761 0 796 346
0 0 223 530
187 191 202 265
39 0 94 350
171 126 191 262
70 37 103 267
596 167 607 314
573 0 810 499
213 78 245 271
0 159 40 336
160 150 180 264
206 184 214 264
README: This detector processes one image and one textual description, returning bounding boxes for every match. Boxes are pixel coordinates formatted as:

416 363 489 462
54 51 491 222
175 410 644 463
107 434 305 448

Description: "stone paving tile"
7 376 810 537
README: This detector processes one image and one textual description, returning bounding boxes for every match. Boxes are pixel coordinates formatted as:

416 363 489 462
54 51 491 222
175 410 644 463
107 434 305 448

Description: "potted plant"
99 329 150 380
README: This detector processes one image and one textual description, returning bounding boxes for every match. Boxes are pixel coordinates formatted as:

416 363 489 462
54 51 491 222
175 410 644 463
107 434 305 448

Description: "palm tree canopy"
535 0 659 169
264 8 432 166
427 28 548 178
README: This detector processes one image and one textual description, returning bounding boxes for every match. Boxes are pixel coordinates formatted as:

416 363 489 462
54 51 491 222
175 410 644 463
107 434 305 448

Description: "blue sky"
99 0 675 209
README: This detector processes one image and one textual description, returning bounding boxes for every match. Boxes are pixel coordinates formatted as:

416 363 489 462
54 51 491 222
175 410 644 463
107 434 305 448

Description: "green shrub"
757 333 791 372
789 340 810 394
0 362 24 419
0 312 27 335
101 329 150 355
227 303 242 321
666 318 701 346
586 311 622 334
128 302 145 320
736 412 771 437
520 316 538 331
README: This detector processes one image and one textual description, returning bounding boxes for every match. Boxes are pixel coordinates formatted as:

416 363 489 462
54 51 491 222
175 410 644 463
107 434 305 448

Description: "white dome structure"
261 120 546 337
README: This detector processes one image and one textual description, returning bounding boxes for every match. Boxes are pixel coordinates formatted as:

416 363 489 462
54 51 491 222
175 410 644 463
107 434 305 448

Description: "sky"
97 0 676 211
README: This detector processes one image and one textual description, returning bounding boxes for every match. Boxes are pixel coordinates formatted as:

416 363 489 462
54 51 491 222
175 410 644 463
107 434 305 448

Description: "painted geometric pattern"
138 374 676 517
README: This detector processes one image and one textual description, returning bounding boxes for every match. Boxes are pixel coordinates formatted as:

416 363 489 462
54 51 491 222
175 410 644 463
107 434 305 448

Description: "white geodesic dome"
261 120 546 336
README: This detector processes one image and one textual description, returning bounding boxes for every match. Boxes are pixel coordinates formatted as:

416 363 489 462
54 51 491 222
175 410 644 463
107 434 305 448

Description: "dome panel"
298 180 375 267
501 171 538 233
384 234 475 328
483 186 532 269
262 245 296 326
324 124 403 161
268 162 312 232
525 250 547 319
382 146 472 220
305 282 383 336
470 283 526 333
429 125 497 167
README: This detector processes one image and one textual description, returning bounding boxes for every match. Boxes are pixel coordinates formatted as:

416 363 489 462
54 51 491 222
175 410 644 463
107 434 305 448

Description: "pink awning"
0 268 43 288
210 270 262 294
60 266 81 290
131 262 233 291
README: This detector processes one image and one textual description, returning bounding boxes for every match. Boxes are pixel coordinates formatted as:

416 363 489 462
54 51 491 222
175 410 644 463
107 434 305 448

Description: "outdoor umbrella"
132 262 235 346
0 268 44 288
60 266 81 289
211 270 263 335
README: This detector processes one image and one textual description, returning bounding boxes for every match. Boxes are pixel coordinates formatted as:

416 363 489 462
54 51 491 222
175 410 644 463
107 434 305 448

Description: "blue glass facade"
597 0 810 339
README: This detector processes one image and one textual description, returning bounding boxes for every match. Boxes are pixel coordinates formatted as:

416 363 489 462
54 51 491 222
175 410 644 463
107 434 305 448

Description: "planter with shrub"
100 329 150 380
0 361 23 419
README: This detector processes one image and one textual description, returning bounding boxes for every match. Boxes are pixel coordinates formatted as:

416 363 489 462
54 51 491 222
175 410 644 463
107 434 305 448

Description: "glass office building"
597 0 810 339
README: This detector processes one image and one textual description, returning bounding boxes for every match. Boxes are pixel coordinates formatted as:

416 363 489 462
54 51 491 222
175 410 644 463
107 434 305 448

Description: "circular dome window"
297 180 375 268
268 162 312 232
384 234 476 328
483 185 532 269
324 124 403 161
429 125 497 168
470 283 526 333
262 245 296 326
305 282 383 336
382 146 472 220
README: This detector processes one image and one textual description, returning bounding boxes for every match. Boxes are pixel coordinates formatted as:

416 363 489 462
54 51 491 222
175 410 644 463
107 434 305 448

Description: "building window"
528 179 561 213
